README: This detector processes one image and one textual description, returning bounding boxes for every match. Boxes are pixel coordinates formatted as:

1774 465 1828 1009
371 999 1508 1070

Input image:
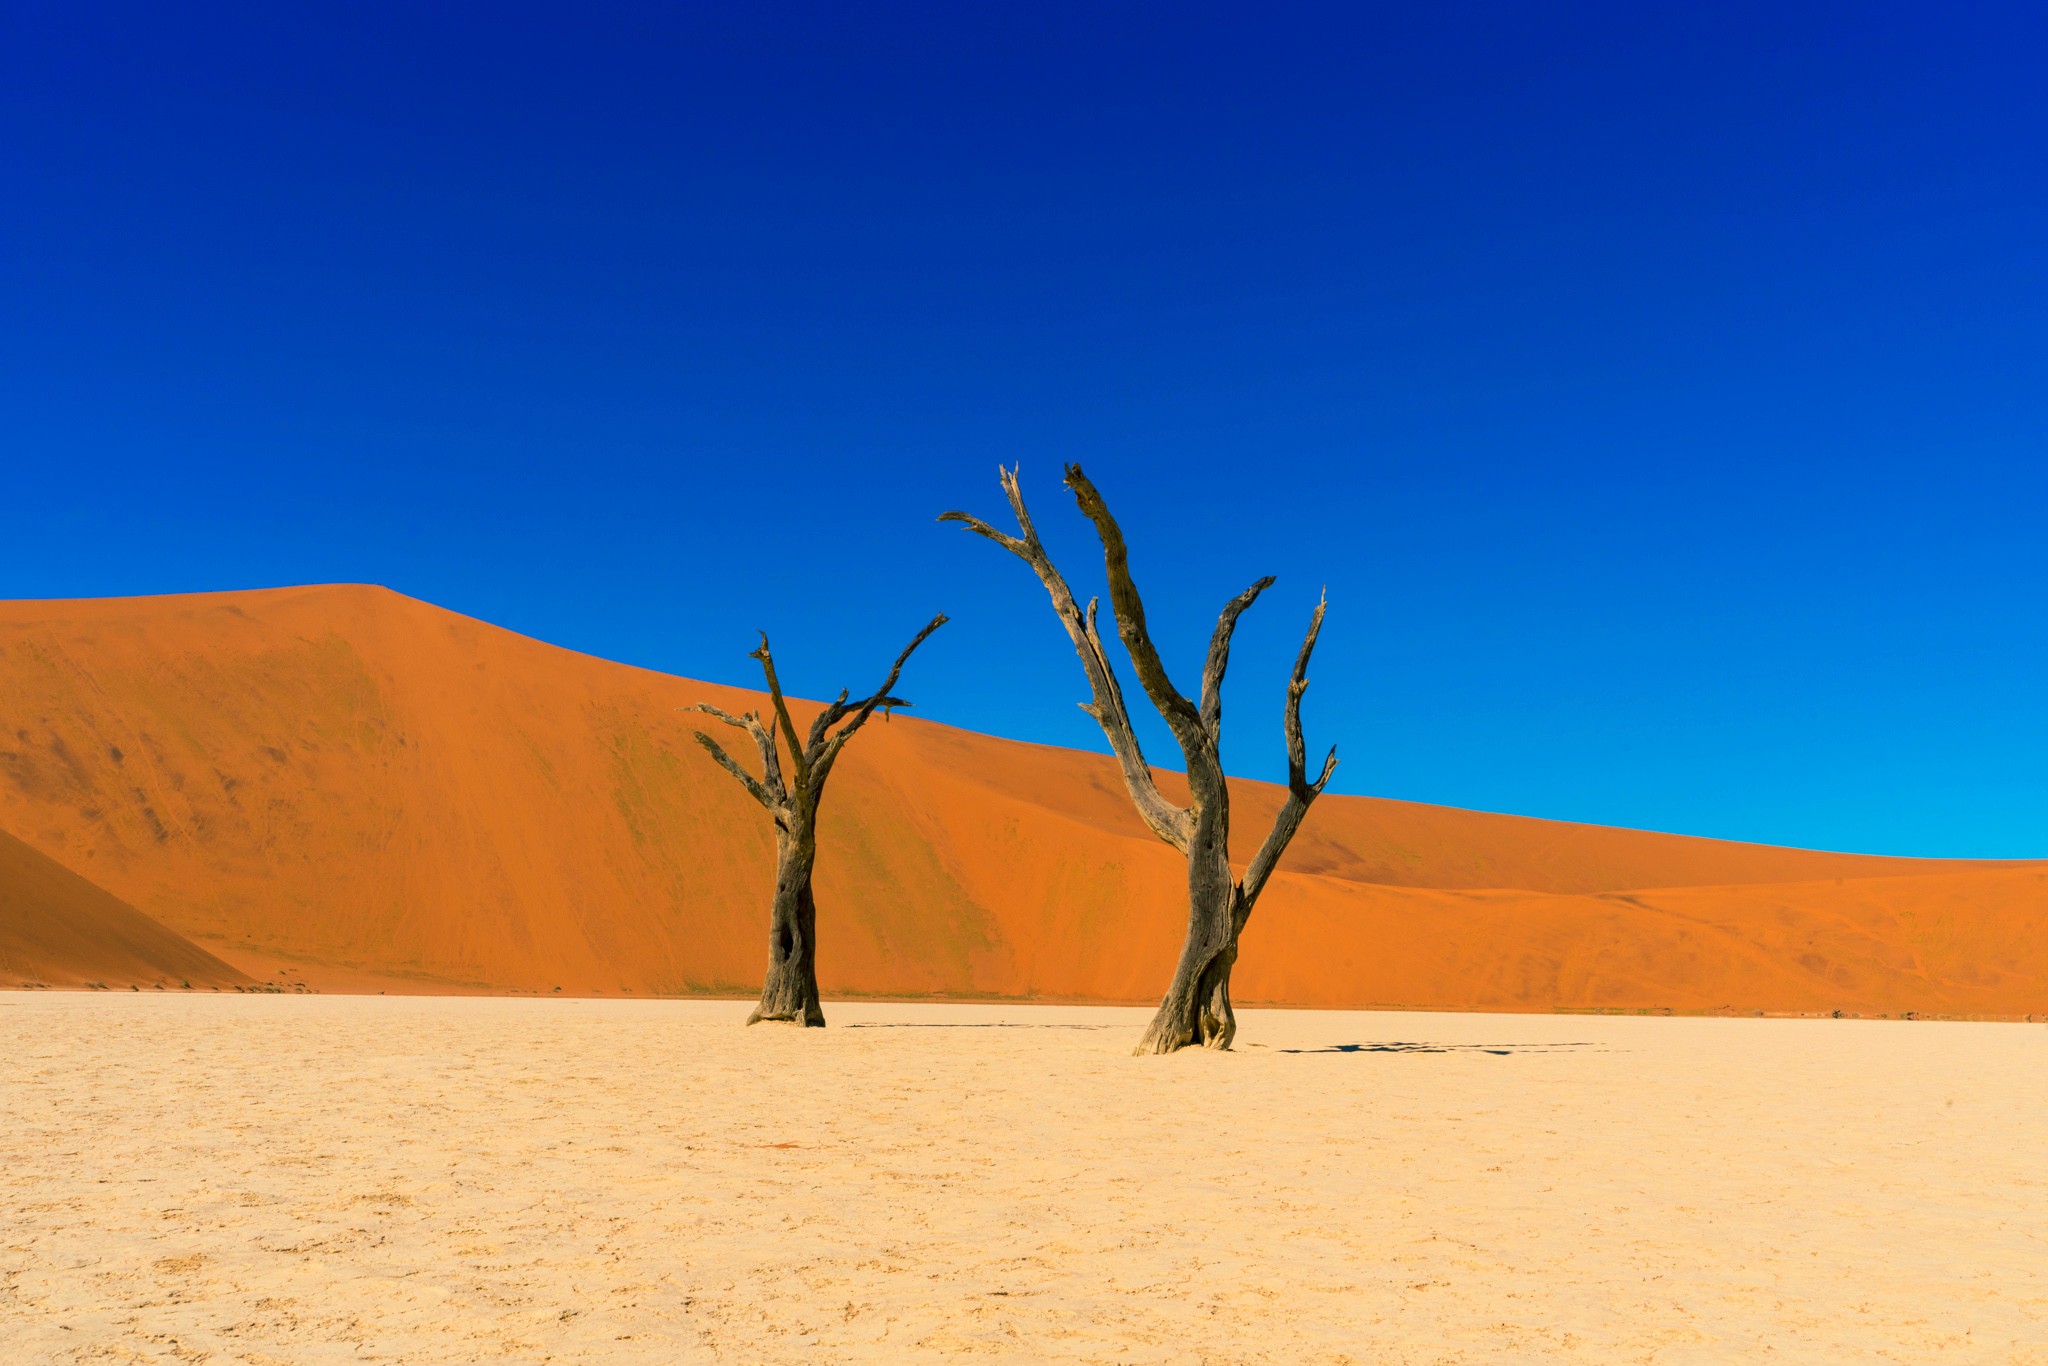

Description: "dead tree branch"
940 467 1191 851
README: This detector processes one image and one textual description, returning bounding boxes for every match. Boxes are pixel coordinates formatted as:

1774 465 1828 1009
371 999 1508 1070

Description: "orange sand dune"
0 584 2038 1013
0 826 251 988
1231 864 2048 1017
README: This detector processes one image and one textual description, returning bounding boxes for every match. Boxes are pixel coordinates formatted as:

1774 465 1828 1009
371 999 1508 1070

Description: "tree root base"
745 1008 826 1028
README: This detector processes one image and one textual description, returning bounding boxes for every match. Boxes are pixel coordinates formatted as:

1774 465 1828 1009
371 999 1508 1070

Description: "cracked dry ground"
2 995 2045 1363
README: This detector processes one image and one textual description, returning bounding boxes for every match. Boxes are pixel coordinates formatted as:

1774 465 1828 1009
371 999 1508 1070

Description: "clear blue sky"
4 3 2043 857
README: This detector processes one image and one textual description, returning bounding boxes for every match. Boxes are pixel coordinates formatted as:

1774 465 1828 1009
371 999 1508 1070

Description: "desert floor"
2 996 2044 1364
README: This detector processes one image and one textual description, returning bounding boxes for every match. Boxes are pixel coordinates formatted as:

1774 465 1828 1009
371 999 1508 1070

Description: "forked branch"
685 615 948 801
814 613 949 778
804 690 855 752
691 731 778 809
750 634 810 788
685 702 785 804
941 468 1192 851
1241 590 1339 909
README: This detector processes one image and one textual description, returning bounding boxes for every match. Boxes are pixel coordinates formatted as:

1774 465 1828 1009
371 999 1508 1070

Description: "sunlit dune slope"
0 584 2038 1012
0 827 251 988
1230 864 2048 1017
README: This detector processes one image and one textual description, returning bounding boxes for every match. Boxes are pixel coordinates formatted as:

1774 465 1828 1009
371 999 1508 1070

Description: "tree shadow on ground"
1278 1041 1606 1055
844 1022 1119 1030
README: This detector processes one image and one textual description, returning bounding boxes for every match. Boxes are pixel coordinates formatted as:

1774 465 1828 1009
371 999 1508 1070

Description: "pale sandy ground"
2 996 2044 1364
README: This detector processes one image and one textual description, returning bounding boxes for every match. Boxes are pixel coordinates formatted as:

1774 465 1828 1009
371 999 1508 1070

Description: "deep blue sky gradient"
3 2 2043 855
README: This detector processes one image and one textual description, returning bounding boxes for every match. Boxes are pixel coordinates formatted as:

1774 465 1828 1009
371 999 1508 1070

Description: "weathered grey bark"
942 466 1335 1055
688 616 946 1026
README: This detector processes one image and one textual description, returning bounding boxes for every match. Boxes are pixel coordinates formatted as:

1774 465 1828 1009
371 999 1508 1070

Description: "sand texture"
2 585 2041 1014
3 994 2044 1363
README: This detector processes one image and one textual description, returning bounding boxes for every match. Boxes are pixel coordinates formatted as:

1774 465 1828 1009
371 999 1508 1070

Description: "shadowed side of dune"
0 583 2039 1013
0 827 253 988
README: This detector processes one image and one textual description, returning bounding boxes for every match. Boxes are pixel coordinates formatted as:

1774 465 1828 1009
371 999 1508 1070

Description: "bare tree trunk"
749 822 824 1026
945 465 1336 1056
1135 775 1243 1052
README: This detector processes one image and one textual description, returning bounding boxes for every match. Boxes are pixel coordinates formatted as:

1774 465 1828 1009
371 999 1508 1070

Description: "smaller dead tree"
688 616 946 1026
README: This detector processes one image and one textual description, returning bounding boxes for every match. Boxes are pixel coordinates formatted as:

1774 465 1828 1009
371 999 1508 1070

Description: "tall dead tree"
688 616 946 1026
943 466 1335 1055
